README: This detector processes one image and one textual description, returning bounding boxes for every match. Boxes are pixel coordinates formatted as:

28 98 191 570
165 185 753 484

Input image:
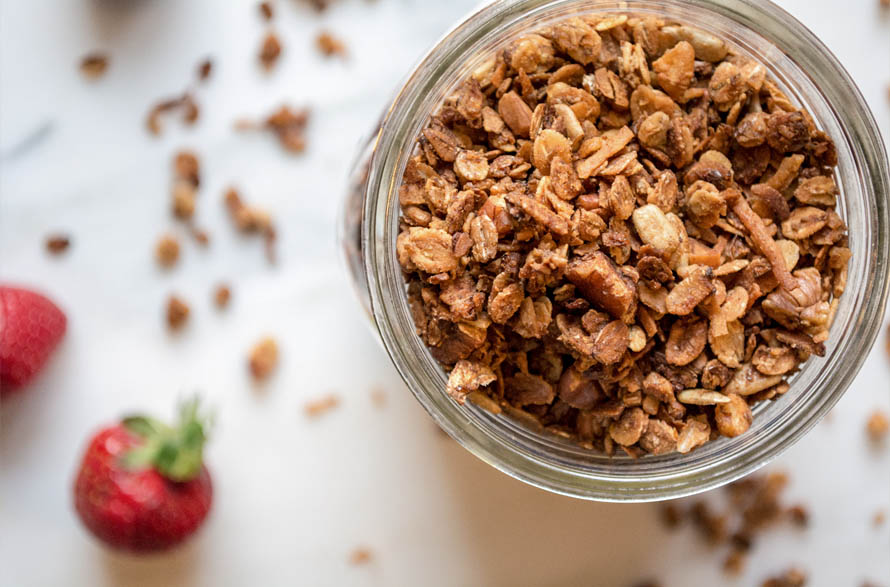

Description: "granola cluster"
396 15 850 456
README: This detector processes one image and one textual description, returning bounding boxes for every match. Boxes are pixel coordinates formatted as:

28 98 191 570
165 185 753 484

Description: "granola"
166 295 190 330
396 14 849 456
316 31 347 58
155 234 181 268
79 53 109 79
45 234 71 255
249 336 279 380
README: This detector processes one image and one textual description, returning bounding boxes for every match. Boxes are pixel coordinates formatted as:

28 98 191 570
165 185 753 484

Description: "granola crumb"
155 234 181 268
214 284 232 309
197 58 213 82
45 234 71 255
723 549 747 576
174 150 201 187
236 105 310 154
172 182 197 220
873 509 886 527
259 1 274 20
316 31 347 57
146 93 199 136
79 53 109 79
259 32 282 71
370 386 386 408
166 295 190 330
349 547 372 565
192 227 210 247
249 337 279 381
223 187 277 263
761 567 807 587
787 504 809 528
866 409 889 443
304 393 340 418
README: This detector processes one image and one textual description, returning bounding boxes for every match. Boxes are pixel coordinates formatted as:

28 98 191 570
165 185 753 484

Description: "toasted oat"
166 295 190 330
45 234 71 255
396 13 848 456
79 53 109 79
316 31 347 57
249 337 279 380
304 393 340 417
866 409 889 443
213 284 231 309
155 235 181 268
259 32 282 71
196 58 213 82
349 547 372 565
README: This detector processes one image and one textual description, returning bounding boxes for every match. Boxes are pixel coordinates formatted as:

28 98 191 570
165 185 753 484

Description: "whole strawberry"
73 399 213 552
0 285 67 394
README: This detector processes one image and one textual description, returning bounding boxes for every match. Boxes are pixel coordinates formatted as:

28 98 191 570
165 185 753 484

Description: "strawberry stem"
122 397 209 482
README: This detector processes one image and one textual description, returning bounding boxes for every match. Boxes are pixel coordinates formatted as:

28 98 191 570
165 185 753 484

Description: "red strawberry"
0 285 67 393
73 399 213 552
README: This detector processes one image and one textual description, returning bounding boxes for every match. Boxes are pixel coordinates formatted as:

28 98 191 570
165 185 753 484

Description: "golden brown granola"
155 234 181 268
45 234 71 255
166 295 190 330
249 336 279 380
396 14 849 455
79 53 109 79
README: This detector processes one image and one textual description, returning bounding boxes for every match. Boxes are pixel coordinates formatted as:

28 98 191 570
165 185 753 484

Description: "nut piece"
652 41 695 101
677 419 711 453
715 394 752 437
666 270 714 316
155 235 180 268
632 204 682 255
566 252 637 322
609 407 647 446
639 418 679 455
446 360 496 404
497 91 533 137
166 295 190 330
677 389 731 405
249 337 279 380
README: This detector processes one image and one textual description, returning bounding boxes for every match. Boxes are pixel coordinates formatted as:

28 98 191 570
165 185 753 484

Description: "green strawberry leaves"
122 397 210 482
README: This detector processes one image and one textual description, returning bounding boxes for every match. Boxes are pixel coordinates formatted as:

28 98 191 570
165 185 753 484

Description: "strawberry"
73 399 213 553
0 285 67 393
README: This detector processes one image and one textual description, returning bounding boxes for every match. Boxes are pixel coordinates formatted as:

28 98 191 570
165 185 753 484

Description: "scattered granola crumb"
316 31 347 57
155 234 181 268
192 228 210 247
146 93 199 136
249 337 279 380
370 386 386 407
197 58 213 82
172 182 197 220
214 284 231 309
166 295 190 330
223 187 277 263
349 547 372 565
866 409 889 443
79 53 109 79
174 150 201 187
259 32 282 71
787 504 809 528
304 394 340 418
874 509 886 527
723 549 747 576
660 503 682 528
236 105 310 154
259 1 274 20
45 234 71 255
761 567 807 587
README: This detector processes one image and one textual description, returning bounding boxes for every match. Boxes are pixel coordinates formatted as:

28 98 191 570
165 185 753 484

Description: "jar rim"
362 0 890 501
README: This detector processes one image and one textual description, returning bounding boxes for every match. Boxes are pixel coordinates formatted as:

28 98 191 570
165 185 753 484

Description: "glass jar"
339 0 890 501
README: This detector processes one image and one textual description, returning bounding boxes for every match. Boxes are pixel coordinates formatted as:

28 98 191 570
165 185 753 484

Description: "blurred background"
0 0 888 585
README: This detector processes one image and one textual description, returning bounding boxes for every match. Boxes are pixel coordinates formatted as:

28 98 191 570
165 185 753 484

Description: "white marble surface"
1 1 888 586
